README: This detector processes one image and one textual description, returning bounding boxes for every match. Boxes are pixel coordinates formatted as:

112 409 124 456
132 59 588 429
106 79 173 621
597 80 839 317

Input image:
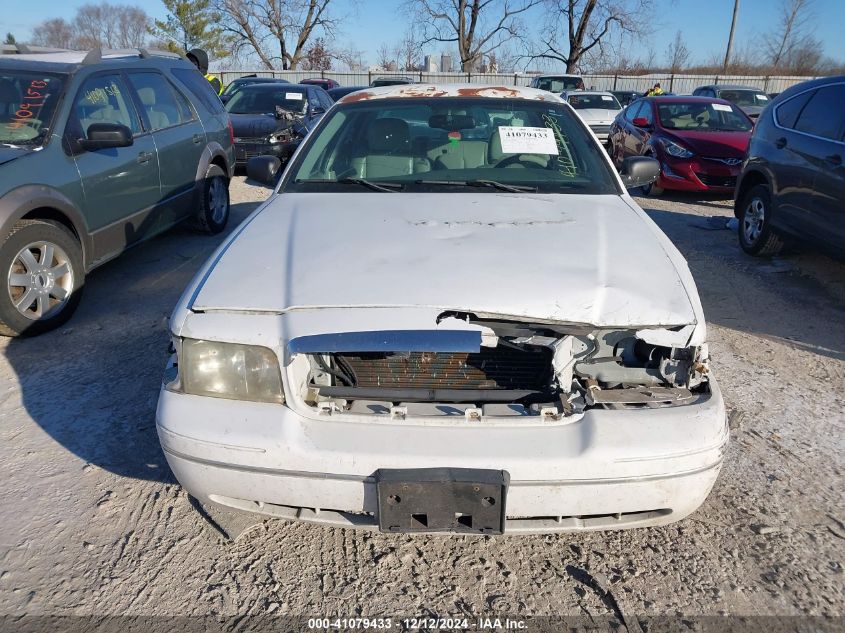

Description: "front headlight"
175 338 284 404
660 138 694 158
267 131 291 144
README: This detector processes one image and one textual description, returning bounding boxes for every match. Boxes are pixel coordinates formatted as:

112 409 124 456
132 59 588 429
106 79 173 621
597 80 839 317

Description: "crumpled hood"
230 113 298 139
191 193 698 328
0 146 33 166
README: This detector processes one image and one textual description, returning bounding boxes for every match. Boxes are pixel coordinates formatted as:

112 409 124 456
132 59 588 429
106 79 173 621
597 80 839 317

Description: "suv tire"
738 184 784 256
194 165 230 234
0 220 85 337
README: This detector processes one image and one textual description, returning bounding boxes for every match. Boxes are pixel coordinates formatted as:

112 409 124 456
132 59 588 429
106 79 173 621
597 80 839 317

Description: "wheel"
0 219 85 337
738 184 784 256
193 165 230 234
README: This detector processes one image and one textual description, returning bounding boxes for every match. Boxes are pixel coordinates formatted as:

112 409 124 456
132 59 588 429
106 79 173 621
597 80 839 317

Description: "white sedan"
156 84 727 535
562 90 623 144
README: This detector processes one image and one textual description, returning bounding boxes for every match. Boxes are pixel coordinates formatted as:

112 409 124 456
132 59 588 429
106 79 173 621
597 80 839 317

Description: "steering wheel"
495 154 543 169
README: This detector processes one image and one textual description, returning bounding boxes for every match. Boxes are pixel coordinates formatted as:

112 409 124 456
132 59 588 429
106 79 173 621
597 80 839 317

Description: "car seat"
350 118 430 178
137 87 172 129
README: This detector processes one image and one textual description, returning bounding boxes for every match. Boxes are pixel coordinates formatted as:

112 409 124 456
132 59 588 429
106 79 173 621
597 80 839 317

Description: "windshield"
535 76 582 92
225 87 307 115
717 89 769 107
0 71 64 146
657 102 753 132
568 94 621 110
283 97 618 195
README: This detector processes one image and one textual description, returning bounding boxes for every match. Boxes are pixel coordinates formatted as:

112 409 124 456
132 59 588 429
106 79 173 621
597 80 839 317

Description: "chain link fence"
214 69 818 94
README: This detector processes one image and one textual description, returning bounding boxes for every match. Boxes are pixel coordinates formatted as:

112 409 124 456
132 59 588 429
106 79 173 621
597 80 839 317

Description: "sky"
7 0 845 69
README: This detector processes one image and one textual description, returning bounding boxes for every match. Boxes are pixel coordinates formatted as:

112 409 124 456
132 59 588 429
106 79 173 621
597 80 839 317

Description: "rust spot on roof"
396 87 449 98
456 86 521 98
340 91 376 103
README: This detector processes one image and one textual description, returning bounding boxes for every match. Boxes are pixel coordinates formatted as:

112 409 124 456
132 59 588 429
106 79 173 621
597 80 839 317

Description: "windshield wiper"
297 178 403 192
415 179 538 193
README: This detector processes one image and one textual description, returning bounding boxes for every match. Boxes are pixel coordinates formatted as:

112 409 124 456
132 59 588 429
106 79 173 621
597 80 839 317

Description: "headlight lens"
268 131 290 144
179 339 284 404
660 138 695 158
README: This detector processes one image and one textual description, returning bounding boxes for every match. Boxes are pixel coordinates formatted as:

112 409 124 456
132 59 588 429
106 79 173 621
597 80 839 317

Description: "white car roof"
337 83 561 104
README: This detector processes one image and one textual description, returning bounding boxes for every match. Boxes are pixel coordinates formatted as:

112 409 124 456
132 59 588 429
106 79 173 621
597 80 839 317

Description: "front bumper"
234 140 298 165
656 157 741 193
156 378 728 534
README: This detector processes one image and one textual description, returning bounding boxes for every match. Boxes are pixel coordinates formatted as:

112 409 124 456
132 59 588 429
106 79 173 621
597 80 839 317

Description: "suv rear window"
171 68 224 115
793 84 845 140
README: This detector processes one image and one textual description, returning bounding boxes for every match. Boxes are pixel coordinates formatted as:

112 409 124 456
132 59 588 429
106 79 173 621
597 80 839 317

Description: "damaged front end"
287 313 711 421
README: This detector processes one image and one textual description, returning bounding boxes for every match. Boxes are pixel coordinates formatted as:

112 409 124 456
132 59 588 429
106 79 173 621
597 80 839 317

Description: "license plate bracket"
376 468 509 534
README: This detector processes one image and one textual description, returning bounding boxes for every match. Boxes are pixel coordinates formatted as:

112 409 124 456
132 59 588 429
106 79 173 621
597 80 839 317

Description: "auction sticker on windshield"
286 92 304 100
712 103 733 112
498 126 559 154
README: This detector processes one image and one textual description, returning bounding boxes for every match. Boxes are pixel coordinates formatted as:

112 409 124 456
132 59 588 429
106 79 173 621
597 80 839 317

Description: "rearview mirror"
246 155 281 186
79 123 133 151
620 156 660 189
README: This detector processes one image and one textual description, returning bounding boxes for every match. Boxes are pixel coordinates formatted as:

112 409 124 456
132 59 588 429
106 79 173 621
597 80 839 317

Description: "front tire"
0 220 85 337
193 165 230 235
738 184 784 256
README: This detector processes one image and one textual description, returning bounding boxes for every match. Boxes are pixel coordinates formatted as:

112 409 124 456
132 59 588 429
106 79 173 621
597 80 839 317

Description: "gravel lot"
1 176 843 621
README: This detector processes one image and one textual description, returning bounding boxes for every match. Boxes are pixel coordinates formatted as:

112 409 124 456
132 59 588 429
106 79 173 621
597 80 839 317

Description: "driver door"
67 72 161 264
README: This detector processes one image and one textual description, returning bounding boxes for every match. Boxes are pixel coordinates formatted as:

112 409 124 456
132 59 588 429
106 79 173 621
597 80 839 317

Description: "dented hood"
191 193 698 328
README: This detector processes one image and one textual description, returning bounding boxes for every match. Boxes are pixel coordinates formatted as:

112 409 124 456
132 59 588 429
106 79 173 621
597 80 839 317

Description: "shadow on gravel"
643 206 845 361
4 201 261 483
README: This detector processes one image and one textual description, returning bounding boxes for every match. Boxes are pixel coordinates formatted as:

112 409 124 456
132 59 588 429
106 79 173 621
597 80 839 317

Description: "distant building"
423 55 438 73
440 54 452 73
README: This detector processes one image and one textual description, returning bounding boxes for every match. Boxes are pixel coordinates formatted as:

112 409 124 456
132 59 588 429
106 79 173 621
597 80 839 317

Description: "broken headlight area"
291 322 711 420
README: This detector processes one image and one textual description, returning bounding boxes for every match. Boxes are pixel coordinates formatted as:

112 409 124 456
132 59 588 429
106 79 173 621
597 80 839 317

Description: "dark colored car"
734 76 845 256
327 86 367 101
370 76 415 87
300 77 339 91
611 90 640 107
219 75 289 104
692 84 770 118
608 96 753 196
0 48 234 336
225 83 331 167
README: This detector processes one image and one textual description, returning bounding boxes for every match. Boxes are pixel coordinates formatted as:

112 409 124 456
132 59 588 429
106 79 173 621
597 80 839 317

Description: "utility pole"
723 0 741 71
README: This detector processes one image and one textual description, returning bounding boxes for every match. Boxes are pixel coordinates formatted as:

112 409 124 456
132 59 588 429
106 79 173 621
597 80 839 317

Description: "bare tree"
406 0 542 72
73 2 150 49
394 29 422 71
376 43 395 70
665 30 690 72
764 0 816 69
534 0 653 73
216 0 344 70
30 19 76 48
335 46 366 71
31 4 149 50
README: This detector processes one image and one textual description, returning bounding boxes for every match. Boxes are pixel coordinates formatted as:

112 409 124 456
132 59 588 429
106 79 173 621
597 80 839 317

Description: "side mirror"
246 155 281 186
79 123 133 151
620 156 660 189
632 117 651 128
220 94 231 104
311 106 325 115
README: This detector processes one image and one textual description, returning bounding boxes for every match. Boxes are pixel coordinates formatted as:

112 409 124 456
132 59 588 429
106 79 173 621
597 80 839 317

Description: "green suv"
0 48 234 336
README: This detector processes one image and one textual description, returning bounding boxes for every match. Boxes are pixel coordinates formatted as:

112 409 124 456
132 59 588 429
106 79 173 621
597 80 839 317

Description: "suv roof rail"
0 43 71 55
81 48 184 64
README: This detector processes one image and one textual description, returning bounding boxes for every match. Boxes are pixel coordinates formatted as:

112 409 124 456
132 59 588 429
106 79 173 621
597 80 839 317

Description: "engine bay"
291 315 711 420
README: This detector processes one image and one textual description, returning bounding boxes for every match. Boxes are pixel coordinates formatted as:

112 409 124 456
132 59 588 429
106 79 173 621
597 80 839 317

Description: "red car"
607 96 754 195
300 77 340 91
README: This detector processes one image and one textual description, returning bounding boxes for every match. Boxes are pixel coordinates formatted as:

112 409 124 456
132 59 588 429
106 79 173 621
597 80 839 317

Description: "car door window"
639 101 654 124
793 85 845 140
127 72 188 132
73 74 140 137
775 90 815 129
624 101 643 122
